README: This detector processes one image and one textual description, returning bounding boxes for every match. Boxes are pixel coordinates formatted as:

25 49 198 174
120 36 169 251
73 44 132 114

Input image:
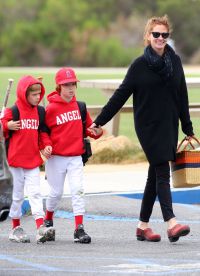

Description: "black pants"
139 162 175 222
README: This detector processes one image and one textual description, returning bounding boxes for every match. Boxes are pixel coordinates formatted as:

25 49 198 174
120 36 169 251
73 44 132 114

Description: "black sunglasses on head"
151 32 169 39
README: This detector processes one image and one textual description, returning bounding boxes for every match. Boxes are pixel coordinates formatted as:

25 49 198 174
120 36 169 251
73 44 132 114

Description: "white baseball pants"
9 167 44 219
45 155 85 216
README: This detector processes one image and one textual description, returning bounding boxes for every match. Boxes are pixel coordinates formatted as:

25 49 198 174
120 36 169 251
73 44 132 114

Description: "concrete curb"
21 188 200 215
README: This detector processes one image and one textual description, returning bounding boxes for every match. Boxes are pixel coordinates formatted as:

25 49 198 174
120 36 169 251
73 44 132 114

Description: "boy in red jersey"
1 75 55 243
44 67 102 243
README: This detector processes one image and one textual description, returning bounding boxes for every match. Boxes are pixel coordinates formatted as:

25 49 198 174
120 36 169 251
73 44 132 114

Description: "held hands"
87 123 103 139
7 120 20 131
40 146 52 159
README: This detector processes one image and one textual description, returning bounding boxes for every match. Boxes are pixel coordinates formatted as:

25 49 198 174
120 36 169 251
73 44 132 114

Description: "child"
1 75 55 243
44 67 102 243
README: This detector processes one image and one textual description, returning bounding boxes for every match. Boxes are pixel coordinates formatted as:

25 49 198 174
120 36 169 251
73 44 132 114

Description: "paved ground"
1 194 200 276
1 162 200 276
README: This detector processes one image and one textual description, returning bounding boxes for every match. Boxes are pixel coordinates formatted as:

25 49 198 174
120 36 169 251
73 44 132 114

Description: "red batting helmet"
55 67 79 85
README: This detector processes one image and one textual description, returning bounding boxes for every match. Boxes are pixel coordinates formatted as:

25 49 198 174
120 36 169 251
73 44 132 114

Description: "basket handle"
177 136 200 152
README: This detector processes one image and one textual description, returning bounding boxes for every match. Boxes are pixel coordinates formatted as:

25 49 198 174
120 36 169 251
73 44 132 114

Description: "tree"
0 0 199 65
157 0 200 61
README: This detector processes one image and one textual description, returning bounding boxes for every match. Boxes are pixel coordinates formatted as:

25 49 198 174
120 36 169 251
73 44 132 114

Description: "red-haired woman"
92 15 194 243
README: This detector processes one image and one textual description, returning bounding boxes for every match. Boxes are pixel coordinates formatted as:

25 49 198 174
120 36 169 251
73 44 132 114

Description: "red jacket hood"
47 91 76 104
15 75 45 109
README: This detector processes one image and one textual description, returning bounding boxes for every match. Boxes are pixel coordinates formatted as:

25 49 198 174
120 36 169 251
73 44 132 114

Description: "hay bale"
91 135 133 153
88 135 145 164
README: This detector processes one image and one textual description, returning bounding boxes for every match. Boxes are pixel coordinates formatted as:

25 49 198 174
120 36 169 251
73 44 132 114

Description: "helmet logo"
66 70 72 78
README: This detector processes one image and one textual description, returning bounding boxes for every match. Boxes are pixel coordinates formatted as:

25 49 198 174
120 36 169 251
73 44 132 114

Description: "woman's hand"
87 125 103 139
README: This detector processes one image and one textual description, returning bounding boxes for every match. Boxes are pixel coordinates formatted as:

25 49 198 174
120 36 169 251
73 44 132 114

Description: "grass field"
0 67 200 144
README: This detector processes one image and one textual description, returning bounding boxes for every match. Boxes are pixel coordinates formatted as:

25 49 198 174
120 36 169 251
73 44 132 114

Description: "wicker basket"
171 137 200 188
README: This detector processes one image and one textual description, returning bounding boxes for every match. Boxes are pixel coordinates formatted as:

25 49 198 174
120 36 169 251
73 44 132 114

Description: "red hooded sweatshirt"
46 91 92 156
1 75 51 169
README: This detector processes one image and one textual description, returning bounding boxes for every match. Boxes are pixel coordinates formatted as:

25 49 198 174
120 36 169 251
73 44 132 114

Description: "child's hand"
7 120 21 131
41 146 52 159
86 127 103 139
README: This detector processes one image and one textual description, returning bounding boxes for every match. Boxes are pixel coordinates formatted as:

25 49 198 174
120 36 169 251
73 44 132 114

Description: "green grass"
0 70 125 106
0 68 200 144
119 113 200 144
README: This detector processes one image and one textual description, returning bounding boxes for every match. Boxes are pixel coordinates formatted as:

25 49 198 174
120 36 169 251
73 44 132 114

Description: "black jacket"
94 54 194 165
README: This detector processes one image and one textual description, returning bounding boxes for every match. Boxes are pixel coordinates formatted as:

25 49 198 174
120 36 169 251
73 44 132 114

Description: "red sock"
75 215 83 229
12 219 20 229
35 218 44 229
45 210 54 220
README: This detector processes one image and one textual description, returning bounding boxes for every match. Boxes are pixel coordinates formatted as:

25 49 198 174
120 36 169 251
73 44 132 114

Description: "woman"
91 15 194 242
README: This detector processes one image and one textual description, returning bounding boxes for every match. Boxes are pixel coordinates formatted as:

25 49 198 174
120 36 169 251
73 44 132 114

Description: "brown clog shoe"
167 224 190 242
136 227 161 242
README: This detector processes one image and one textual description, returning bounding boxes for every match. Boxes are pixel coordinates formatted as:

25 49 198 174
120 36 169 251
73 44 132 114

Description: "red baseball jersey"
1 75 51 169
45 91 93 156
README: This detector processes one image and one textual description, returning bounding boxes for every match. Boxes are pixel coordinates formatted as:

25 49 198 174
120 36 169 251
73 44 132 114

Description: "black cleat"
74 224 91 244
44 219 53 227
44 220 55 241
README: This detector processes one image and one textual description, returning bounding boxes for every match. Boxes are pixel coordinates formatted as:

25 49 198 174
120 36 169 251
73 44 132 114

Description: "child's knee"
72 187 84 197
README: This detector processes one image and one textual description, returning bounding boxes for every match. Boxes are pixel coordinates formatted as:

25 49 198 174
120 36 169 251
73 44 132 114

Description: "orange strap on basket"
177 136 200 152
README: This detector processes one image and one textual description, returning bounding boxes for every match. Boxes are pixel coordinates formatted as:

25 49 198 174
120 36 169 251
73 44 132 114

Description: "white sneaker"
9 226 30 243
36 225 55 244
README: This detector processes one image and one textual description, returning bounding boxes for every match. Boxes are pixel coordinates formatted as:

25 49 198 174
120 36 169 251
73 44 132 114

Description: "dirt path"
84 162 148 173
